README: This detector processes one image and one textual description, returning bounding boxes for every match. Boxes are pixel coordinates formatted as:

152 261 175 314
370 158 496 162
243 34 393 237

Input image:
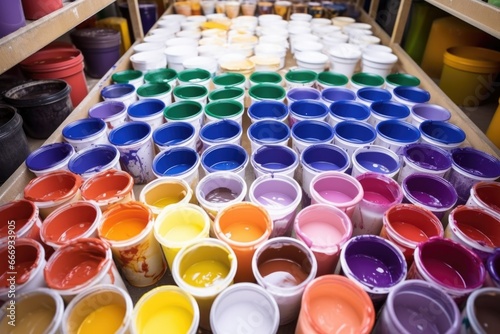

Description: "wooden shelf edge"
0 0 115 75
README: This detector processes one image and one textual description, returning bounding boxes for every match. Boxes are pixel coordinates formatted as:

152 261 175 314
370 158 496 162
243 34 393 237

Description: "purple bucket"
398 143 452 183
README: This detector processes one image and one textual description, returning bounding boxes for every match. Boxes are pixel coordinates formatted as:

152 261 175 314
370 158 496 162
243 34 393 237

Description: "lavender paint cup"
321 87 356 107
402 173 458 220
397 143 452 183
251 145 299 179
328 100 371 128
351 145 401 180
100 83 137 107
449 147 500 205
248 100 289 124
291 120 334 155
419 120 466 151
410 103 451 126
288 100 329 126
88 100 128 131
333 121 377 158
286 87 321 104
369 101 410 126
375 120 421 154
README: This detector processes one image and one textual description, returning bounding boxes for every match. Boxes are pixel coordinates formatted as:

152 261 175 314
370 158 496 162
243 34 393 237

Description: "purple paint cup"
351 145 401 180
485 250 500 288
402 173 458 220
251 145 299 179
356 87 392 107
333 121 377 158
288 100 329 126
248 100 289 124
373 280 460 334
201 144 249 180
286 87 321 104
291 120 334 155
419 120 466 151
369 101 411 126
375 120 421 154
25 142 75 177
68 144 121 180
249 174 302 237
393 86 431 108
448 147 500 205
321 87 356 106
397 143 452 183
408 237 485 305
247 120 291 153
88 100 128 131
410 103 451 126
340 235 407 308
328 100 371 128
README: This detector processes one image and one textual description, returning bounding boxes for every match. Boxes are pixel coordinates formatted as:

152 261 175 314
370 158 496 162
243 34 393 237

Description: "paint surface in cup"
257 244 309 288
101 213 147 241
224 220 266 242
182 260 230 288
472 293 500 332
0 243 39 286
78 304 125 334
300 219 344 247
390 221 429 243
205 187 239 203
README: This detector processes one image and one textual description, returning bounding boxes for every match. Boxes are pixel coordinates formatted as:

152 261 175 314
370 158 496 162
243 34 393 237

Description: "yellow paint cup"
132 285 200 334
139 177 194 217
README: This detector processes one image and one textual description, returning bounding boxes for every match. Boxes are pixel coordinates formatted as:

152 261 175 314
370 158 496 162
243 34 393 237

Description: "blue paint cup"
375 120 421 154
351 145 401 179
153 121 196 151
200 119 242 152
152 147 200 189
286 87 321 104
393 86 431 107
100 83 137 107
369 101 411 126
419 120 466 151
247 120 291 152
62 118 109 152
289 100 329 126
328 100 371 127
201 144 249 179
26 142 75 177
127 98 166 131
251 145 299 179
291 120 334 154
333 120 377 157
248 100 289 123
321 87 356 106
68 144 121 179
356 87 392 107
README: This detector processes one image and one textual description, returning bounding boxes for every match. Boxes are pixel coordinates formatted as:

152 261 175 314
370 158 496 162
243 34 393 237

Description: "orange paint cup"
81 169 134 212
23 170 82 219
296 275 375 334
99 201 167 287
213 202 272 283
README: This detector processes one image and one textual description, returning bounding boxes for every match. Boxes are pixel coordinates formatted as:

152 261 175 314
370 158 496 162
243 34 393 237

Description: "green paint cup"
204 100 244 125
284 69 318 89
177 68 212 89
249 71 283 87
212 72 247 89
248 83 287 104
316 71 349 91
173 84 209 106
137 82 172 105
112 69 144 88
144 68 178 88
350 72 385 92
385 73 421 92
208 87 245 106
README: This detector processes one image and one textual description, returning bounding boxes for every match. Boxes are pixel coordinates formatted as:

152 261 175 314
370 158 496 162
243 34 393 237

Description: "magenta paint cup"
351 173 403 236
402 173 458 220
460 287 500 334
286 87 321 105
408 237 486 305
288 100 329 126
375 120 421 155
410 103 452 126
88 100 128 131
251 145 299 179
419 120 466 151
294 204 352 276
333 120 377 158
467 181 500 219
327 100 371 128
373 280 460 334
340 235 407 308
291 120 334 155
369 101 411 126
485 250 500 288
351 145 401 180
397 143 452 183
249 174 302 237
310 171 364 219
445 205 500 262
448 147 500 205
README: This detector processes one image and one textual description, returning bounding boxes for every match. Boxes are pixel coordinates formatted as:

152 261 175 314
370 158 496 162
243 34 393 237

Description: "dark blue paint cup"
248 100 289 123
248 120 291 152
291 120 334 154
251 144 299 178
201 144 249 178
26 142 75 176
200 119 242 152
328 100 371 127
153 121 196 151
68 144 121 179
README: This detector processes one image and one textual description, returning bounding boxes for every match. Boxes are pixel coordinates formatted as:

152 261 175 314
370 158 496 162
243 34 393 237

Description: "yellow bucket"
486 97 500 149
439 46 500 106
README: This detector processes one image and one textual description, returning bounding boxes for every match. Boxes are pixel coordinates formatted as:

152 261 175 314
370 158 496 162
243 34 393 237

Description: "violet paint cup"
101 83 137 107
328 100 371 128
448 147 500 205
321 87 356 107
485 250 500 288
410 103 451 126
351 145 401 180
288 100 329 126
251 145 299 179
286 87 321 104
248 100 289 124
88 100 128 131
401 173 458 220
333 121 377 158
397 142 452 183
419 120 466 151
375 120 421 155
68 144 121 180
340 235 407 309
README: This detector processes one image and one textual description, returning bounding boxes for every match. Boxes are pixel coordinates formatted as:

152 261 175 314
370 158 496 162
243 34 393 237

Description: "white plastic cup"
361 51 398 78
164 45 198 72
130 51 167 72
328 43 362 78
62 118 109 153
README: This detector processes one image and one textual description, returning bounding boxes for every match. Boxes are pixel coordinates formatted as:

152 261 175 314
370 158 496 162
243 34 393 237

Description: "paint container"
340 235 406 309
249 175 302 237
25 142 75 177
351 145 401 179
288 100 329 126
108 121 156 184
23 170 82 219
88 100 128 131
373 280 460 334
410 103 451 126
153 121 196 151
381 203 444 264
446 205 500 262
369 101 411 126
385 73 421 93
62 118 109 152
204 100 244 126
210 283 280 333
127 98 166 131
163 100 204 151
81 169 135 212
296 275 375 334
247 120 291 153
99 202 167 287
44 238 126 302
177 68 212 90
291 120 334 155
251 145 299 179
393 86 431 108
112 69 144 88
201 144 249 179
249 71 283 87
356 87 392 108
402 173 458 220
100 83 137 107
208 87 245 106
212 72 247 90
0 199 44 250
294 204 352 276
419 120 466 151
0 238 46 302
408 237 485 304
316 71 349 91
172 238 238 330
62 284 132 334
67 144 121 180
213 202 273 282
132 285 200 334
248 83 287 105
485 250 500 288
350 72 385 92
460 287 500 334
144 68 178 90
247 100 289 123
252 237 317 325
321 87 356 107
328 100 371 127
467 181 500 218
173 84 208 107
375 120 421 154
140 177 193 217
40 201 101 250
449 147 500 205
152 147 200 190
200 119 242 153
397 142 452 183
333 120 377 158
328 43 363 78
286 87 321 105
351 173 403 236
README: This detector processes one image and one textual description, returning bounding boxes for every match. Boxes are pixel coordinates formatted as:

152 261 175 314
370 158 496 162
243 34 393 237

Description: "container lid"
70 28 121 48
444 46 500 74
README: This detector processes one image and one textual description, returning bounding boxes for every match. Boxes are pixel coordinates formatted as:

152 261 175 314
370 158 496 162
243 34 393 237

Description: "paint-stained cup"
252 237 317 325
132 285 200 334
375 120 421 154
109 121 156 184
460 287 500 334
296 275 375 334
25 142 75 177
139 177 193 217
328 100 371 128
68 144 121 180
44 238 126 302
291 120 334 155
467 181 500 218
127 98 166 131
213 202 273 282
249 174 302 237
419 120 466 151
153 121 197 151
288 100 329 126
248 100 289 123
171 238 238 330
340 235 407 308
62 118 109 152
62 284 132 334
294 204 352 276
201 144 249 180
247 120 291 153
210 283 280 334
351 173 403 236
153 203 210 270
251 145 299 179
397 143 452 183
351 145 401 179
333 121 377 158
408 237 485 304
99 202 167 287
152 147 200 190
